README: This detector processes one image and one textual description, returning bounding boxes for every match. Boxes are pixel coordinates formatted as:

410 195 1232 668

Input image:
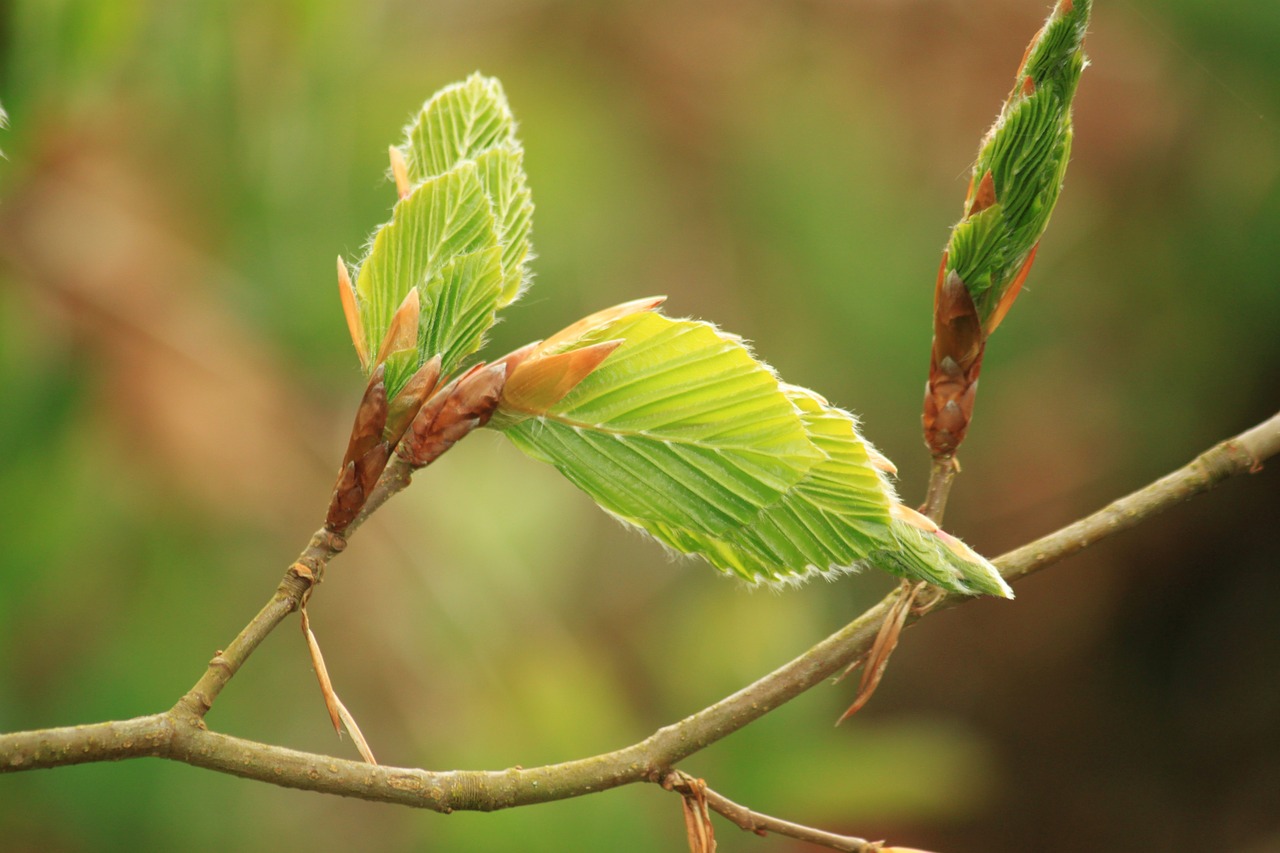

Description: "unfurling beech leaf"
925 0 1089 457
492 309 1010 596
493 311 824 544
398 73 534 305
474 147 535 304
416 247 505 376
353 163 498 394
400 74 517 181
341 74 535 400
946 0 1088 328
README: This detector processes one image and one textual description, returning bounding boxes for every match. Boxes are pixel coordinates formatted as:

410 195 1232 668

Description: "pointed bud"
384 354 442 444
493 340 542 376
502 340 622 414
450 361 507 430
925 263 987 455
345 364 389 466
934 269 984 365
925 0 1089 456
356 441 391 500
389 145 411 200
337 256 370 370
399 362 508 469
374 288 421 367
326 461 363 531
325 365 391 532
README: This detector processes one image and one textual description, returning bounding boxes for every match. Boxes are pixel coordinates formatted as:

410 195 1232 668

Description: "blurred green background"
2 1 1278 851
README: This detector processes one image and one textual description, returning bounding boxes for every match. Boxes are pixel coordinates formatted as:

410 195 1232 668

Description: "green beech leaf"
493 310 1010 596
400 74 517 181
494 311 825 551
474 147 534 304
639 387 895 584
342 75 536 398
946 0 1089 326
399 74 534 305
416 247 505 378
642 386 1008 595
353 163 498 394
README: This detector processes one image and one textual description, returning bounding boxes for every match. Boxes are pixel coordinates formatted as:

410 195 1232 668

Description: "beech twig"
662 770 885 852
920 454 959 523
2 410 1276 833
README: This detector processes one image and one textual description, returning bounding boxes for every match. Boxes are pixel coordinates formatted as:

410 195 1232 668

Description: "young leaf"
647 386 1007 595
416 247 505 376
494 310 1008 595
947 0 1088 328
400 74 517 182
474 147 535 305
925 0 1089 457
353 163 498 394
398 74 534 305
493 311 826 550
339 74 538 405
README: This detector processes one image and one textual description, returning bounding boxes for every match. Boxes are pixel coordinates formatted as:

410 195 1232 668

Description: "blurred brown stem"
2 410 1277 837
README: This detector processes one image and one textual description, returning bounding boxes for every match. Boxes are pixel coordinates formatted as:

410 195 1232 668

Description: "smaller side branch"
662 771 884 852
172 527 344 721
920 454 958 522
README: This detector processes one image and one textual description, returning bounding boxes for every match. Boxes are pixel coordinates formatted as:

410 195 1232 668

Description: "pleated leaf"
353 163 498 394
873 519 1013 598
494 311 824 549
641 386 1007 594
946 0 1089 325
416 247 505 378
475 147 534 304
343 75 536 397
399 74 534 306
401 74 517 181
494 311 1009 594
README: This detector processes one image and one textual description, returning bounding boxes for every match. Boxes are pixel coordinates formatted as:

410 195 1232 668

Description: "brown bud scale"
399 363 508 469
325 366 395 531
924 262 986 457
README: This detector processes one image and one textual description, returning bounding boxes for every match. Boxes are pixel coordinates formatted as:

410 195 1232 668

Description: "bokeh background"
2 1 1278 851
